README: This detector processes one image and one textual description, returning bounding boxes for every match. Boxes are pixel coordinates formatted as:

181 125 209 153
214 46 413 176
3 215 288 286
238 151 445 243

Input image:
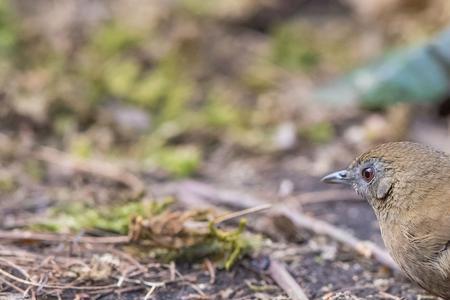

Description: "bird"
321 141 450 299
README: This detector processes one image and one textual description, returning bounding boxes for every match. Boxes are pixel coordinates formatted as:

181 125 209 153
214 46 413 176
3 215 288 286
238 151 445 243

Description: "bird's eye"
361 167 375 182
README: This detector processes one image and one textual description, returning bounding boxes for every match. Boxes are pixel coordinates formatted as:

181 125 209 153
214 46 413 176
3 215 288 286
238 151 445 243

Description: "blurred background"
0 0 449 298
1 0 450 182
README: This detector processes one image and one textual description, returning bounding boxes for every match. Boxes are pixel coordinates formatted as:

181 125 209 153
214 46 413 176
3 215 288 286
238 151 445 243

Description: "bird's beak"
321 170 352 185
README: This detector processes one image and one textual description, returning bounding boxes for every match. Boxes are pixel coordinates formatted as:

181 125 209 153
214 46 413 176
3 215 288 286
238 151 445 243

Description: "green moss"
155 145 201 177
69 135 93 158
241 63 277 92
203 99 242 129
102 58 141 98
300 122 335 144
130 70 170 107
0 0 19 58
53 115 77 137
90 22 140 57
0 173 15 192
159 218 262 269
271 24 320 71
32 198 174 234
23 160 45 181
158 80 194 121
92 46 195 123
31 191 260 268
208 218 249 270
179 0 216 16
71 22 144 109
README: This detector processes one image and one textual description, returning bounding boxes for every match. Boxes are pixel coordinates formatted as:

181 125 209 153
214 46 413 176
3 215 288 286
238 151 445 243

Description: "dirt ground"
0 149 439 300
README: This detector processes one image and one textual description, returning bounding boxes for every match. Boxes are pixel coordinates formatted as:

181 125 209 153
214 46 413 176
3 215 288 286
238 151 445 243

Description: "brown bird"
322 142 450 299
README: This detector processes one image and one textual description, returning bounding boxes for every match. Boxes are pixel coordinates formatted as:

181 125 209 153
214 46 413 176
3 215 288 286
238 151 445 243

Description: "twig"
0 276 27 294
144 285 158 300
268 258 309 300
107 248 146 272
169 261 176 281
213 204 272 224
0 230 129 244
111 276 165 289
0 266 118 290
35 146 145 196
177 181 399 272
184 282 207 298
114 286 145 296
203 259 215 284
293 189 360 204
0 257 31 281
278 207 399 271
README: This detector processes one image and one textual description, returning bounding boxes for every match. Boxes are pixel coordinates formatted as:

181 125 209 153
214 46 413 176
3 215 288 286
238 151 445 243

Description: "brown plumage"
322 142 450 299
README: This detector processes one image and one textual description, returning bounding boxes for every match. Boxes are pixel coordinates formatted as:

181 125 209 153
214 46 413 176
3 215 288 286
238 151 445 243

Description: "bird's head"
321 142 449 217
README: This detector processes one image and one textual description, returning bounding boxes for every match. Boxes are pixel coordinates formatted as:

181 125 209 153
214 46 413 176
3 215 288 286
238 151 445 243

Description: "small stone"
373 278 390 292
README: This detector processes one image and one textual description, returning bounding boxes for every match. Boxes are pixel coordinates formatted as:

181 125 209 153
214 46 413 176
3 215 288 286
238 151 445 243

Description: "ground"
0 147 438 299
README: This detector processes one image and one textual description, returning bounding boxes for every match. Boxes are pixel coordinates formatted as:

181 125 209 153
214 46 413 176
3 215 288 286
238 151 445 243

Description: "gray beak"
321 170 352 185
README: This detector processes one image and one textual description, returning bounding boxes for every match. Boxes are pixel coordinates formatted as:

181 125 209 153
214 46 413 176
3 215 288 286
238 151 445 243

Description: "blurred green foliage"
1 1 365 177
70 134 93 158
271 24 320 71
300 122 335 144
154 145 202 178
0 0 18 59
179 0 217 16
0 172 15 192
90 22 140 57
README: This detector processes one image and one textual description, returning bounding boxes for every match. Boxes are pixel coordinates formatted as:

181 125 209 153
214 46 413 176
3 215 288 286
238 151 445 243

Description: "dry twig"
278 207 399 271
0 276 27 294
268 258 309 300
0 266 118 290
293 189 359 204
0 230 129 244
203 259 215 284
213 204 272 224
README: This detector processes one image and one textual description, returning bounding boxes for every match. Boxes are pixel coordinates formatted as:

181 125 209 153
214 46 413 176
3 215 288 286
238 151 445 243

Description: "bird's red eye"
361 167 375 182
